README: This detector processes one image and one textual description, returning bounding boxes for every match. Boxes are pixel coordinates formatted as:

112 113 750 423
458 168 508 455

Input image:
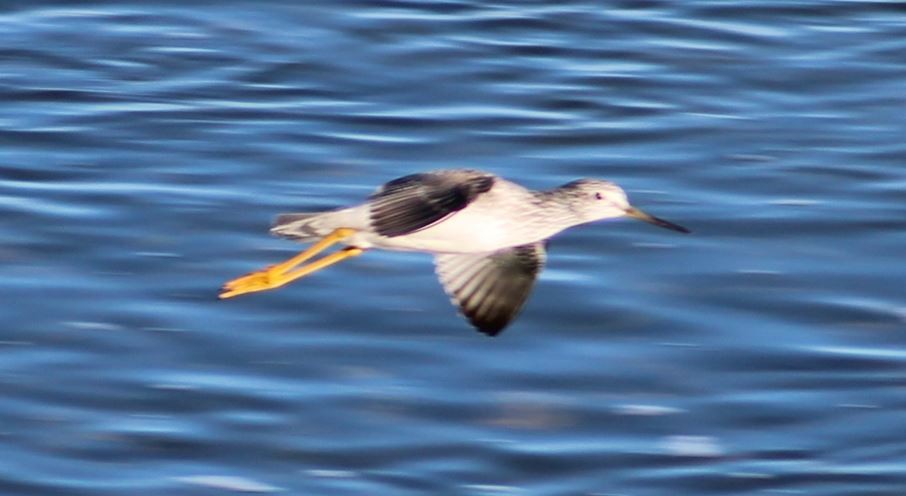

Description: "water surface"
1 1 905 495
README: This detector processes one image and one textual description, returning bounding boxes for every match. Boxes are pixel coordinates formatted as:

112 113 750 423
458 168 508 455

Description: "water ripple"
1 1 905 495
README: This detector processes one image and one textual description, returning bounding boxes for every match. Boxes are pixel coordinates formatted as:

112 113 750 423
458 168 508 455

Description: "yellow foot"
219 227 362 299
219 265 286 299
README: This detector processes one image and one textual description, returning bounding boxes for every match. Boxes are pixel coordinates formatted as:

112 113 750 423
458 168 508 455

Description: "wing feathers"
369 171 495 237
434 243 546 336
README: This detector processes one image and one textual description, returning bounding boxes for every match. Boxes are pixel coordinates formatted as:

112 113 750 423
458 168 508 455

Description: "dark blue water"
2 2 905 495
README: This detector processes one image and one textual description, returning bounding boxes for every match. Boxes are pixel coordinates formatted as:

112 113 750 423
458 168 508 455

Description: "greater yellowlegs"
220 169 689 335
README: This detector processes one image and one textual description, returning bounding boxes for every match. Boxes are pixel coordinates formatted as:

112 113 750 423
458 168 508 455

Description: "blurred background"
1 1 905 494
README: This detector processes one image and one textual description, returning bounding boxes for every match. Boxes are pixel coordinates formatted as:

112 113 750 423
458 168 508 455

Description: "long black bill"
625 207 690 234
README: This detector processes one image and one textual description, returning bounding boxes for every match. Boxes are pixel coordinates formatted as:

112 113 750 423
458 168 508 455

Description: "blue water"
2 2 905 495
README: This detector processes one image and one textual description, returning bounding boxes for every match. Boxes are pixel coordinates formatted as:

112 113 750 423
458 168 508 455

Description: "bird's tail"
270 212 326 241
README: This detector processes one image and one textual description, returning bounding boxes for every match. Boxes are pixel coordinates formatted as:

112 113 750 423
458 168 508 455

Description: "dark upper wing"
434 242 546 336
369 171 495 237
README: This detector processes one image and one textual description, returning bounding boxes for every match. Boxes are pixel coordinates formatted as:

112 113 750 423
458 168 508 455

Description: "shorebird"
220 169 689 335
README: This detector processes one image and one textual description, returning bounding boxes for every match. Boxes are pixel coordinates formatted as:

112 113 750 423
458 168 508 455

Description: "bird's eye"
594 192 603 200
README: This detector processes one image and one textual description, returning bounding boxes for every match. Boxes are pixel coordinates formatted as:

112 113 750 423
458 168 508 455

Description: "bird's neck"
531 189 587 231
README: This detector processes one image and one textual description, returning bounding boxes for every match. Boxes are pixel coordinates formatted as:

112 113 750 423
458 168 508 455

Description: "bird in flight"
220 169 689 335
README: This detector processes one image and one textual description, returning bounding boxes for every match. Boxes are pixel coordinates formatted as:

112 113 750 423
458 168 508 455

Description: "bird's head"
561 179 690 233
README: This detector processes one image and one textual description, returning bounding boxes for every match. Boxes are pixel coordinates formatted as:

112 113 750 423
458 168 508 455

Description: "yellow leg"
219 228 359 299
282 246 363 282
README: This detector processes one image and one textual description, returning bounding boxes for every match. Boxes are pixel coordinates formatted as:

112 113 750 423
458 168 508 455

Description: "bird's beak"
624 206 690 234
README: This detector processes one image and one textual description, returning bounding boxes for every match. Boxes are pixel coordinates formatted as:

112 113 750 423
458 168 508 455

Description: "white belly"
365 205 559 253
379 212 510 253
